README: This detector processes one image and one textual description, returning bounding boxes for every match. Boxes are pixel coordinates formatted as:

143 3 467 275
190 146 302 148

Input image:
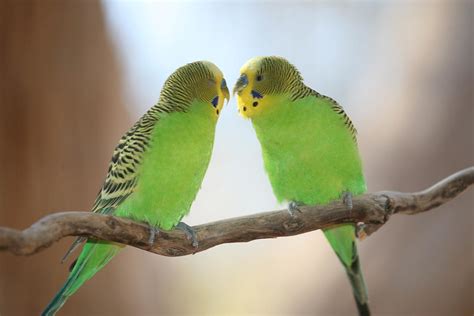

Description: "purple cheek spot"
211 96 219 107
251 90 263 99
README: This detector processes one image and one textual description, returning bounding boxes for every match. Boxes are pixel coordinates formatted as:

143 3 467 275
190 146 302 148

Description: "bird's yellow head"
233 56 304 119
200 61 230 117
160 61 229 117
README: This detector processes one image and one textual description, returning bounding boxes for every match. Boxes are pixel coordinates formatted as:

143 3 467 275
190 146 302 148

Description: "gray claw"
342 191 353 210
176 222 198 248
287 201 303 217
148 226 160 247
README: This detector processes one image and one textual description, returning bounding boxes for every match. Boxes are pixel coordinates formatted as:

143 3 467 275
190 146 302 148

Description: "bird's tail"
42 241 122 316
324 224 370 316
346 255 370 316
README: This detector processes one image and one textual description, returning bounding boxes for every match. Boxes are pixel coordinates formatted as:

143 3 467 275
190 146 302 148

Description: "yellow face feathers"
196 61 229 117
233 57 265 118
233 56 304 119
200 61 230 112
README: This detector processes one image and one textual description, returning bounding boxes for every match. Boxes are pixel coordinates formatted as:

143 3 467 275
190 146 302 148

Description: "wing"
290 84 357 141
62 114 157 262
92 113 157 214
310 89 357 141
90 129 143 215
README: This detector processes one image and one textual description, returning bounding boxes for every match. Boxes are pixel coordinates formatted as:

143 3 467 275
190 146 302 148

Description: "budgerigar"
233 56 370 315
42 61 229 315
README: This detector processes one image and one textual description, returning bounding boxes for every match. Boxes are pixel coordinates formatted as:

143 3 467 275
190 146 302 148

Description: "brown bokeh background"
0 1 472 315
0 1 132 315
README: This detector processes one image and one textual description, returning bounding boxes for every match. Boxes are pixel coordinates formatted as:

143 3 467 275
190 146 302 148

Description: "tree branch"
0 167 472 257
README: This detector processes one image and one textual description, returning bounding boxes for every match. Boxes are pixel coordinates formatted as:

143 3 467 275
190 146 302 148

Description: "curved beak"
223 85 230 105
233 73 248 95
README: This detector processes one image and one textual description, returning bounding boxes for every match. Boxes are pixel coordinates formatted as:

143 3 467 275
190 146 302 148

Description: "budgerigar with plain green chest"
233 56 370 315
42 61 230 315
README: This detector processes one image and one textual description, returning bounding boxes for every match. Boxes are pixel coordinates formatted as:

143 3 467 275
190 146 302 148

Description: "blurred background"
0 1 472 315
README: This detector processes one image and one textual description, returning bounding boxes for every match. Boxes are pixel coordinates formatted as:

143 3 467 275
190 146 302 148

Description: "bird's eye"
221 79 227 89
256 74 263 81
211 96 219 108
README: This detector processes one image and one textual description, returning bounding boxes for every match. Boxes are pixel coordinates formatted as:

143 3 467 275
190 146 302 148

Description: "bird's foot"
287 201 303 217
342 192 366 239
176 222 199 248
148 226 161 248
342 191 353 210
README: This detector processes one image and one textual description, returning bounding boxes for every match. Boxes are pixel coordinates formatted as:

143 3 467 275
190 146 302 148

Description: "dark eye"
256 74 263 81
211 96 219 108
221 79 227 89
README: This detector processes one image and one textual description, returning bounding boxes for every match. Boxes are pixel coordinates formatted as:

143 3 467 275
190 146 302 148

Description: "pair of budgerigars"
42 57 370 316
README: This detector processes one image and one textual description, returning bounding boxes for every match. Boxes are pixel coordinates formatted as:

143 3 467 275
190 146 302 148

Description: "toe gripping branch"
357 193 394 239
287 201 303 217
176 222 199 248
147 222 199 250
148 226 160 249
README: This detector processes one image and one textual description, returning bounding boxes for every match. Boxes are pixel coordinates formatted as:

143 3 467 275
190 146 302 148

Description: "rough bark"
1 167 472 257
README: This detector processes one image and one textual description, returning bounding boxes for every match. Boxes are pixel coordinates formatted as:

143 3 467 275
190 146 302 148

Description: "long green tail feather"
324 224 370 316
346 257 370 316
42 241 122 316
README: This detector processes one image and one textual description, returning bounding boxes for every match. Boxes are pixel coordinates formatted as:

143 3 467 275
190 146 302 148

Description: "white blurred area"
90 1 471 315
